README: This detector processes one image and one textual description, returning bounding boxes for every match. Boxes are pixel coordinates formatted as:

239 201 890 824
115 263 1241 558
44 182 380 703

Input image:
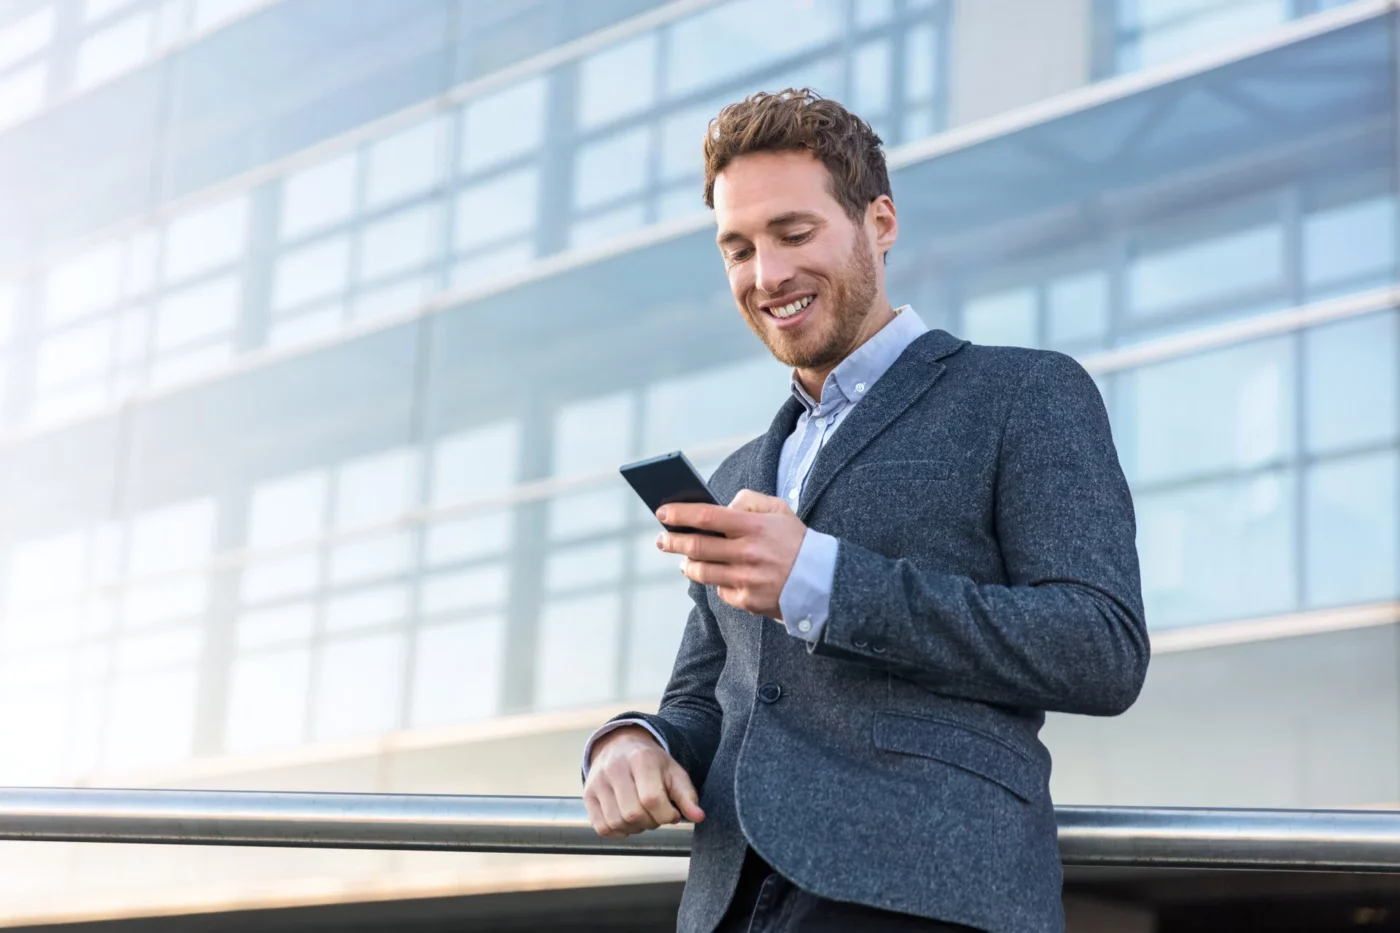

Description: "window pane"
163 195 248 283
106 668 197 770
420 563 509 616
578 32 657 130
554 392 634 476
280 154 356 241
225 647 310 751
0 8 53 69
313 632 404 739
454 168 538 251
248 469 327 548
904 23 938 103
1304 196 1397 294
962 287 1037 348
74 9 153 90
1129 224 1282 319
1116 337 1294 485
665 0 844 97
546 541 625 593
129 499 216 573
460 77 546 174
1306 451 1398 609
328 532 411 584
570 204 647 248
1137 468 1296 627
851 40 891 116
334 447 418 528
1130 0 1288 71
154 275 239 351
536 593 620 710
236 602 315 650
432 420 520 504
548 488 627 541
410 616 504 725
574 127 650 212
425 511 513 566
643 356 787 453
626 581 691 698
660 97 724 183
1305 311 1398 455
241 553 319 601
0 63 45 132
357 203 441 282
273 235 350 312
1047 270 1109 348
46 241 123 323
324 584 407 632
364 117 446 210
36 319 113 390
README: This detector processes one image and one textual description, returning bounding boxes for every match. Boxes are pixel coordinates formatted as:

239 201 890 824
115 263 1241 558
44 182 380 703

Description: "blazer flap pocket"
873 712 1040 802
848 459 953 483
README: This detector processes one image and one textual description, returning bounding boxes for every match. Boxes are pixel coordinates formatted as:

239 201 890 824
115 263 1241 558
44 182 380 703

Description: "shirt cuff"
777 529 838 644
580 718 669 781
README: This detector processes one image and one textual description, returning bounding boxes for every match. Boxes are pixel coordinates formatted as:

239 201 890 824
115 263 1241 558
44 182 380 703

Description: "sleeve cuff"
778 529 838 644
580 718 669 781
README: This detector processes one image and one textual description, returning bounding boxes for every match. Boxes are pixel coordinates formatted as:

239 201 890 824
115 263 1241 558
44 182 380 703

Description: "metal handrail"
1 787 1399 871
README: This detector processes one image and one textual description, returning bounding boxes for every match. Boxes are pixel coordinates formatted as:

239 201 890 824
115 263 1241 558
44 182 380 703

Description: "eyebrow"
716 211 824 248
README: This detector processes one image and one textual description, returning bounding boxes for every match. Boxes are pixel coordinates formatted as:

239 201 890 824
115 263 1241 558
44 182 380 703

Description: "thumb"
665 763 705 823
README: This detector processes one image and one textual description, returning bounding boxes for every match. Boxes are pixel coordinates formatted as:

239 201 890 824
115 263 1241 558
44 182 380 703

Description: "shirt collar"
790 305 928 413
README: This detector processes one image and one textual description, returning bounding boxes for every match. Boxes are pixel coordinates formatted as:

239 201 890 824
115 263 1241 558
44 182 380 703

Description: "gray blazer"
595 329 1149 933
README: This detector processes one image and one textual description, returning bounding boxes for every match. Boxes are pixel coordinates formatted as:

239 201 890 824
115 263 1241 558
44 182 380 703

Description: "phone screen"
619 451 724 536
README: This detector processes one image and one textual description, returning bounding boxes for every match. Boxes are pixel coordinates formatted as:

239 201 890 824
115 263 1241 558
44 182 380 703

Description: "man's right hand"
582 725 706 838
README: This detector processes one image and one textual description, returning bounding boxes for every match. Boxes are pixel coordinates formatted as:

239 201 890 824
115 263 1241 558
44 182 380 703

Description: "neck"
795 300 897 400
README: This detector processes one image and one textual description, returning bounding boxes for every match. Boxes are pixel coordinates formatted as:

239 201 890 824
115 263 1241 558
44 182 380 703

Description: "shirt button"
797 618 812 633
855 383 865 393
787 488 798 500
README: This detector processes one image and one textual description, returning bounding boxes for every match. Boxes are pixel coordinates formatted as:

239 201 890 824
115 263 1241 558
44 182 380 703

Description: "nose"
754 244 796 297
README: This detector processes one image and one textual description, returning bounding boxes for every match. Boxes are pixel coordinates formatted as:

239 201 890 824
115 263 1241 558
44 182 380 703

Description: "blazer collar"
746 328 967 505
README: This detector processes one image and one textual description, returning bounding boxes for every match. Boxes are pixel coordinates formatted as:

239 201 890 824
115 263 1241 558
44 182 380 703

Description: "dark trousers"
713 845 985 933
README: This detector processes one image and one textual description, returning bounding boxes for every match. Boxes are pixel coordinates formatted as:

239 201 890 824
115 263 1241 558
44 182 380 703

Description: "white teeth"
770 295 814 319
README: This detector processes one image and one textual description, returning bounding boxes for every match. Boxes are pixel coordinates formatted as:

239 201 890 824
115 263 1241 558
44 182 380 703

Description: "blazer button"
853 638 869 649
871 643 886 654
757 683 782 704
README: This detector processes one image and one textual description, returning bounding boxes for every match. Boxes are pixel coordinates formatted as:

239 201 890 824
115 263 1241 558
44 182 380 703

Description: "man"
580 88 1149 933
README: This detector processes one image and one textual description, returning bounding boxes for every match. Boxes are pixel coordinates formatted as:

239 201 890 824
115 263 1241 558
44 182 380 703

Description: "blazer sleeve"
581 578 726 790
810 351 1150 716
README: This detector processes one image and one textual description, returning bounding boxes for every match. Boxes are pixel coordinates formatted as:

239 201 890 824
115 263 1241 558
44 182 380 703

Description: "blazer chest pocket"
872 711 1041 803
843 458 954 494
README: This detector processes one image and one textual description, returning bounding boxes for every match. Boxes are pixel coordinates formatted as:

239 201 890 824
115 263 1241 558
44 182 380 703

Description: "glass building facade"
0 0 1395 926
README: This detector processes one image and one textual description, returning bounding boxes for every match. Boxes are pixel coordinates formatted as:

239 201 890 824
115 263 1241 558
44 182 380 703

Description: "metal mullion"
301 467 338 746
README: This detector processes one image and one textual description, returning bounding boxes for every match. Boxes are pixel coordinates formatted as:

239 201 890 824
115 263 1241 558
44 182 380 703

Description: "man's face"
713 150 888 372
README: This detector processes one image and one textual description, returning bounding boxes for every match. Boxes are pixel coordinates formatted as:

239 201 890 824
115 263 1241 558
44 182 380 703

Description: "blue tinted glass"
1047 270 1109 349
1129 223 1282 319
1304 195 1397 295
665 0 844 97
1306 450 1399 608
851 40 891 116
578 31 658 131
1116 337 1295 485
1137 467 1297 627
573 127 651 211
1305 311 1399 455
962 288 1037 348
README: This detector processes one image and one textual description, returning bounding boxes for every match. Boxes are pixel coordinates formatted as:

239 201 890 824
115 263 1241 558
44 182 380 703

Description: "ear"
867 194 897 257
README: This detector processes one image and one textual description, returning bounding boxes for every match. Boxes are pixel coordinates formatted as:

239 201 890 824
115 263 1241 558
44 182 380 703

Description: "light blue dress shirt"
581 307 930 778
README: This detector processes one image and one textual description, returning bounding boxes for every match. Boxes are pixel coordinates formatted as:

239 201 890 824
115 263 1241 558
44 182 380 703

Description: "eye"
726 247 753 264
782 231 813 245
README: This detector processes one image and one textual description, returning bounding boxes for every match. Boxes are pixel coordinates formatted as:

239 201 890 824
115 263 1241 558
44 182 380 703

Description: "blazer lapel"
747 393 804 498
796 329 967 521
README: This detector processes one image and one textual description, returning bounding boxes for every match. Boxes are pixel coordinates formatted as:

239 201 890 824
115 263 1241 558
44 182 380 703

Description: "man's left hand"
656 490 807 618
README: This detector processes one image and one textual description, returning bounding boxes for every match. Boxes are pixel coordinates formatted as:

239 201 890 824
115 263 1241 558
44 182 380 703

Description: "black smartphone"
619 451 724 537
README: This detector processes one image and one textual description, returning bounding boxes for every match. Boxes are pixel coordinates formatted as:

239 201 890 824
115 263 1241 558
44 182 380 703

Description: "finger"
611 770 661 832
730 489 793 515
630 758 681 826
666 764 706 823
658 503 753 536
681 559 747 588
583 791 624 839
593 782 633 838
657 530 744 562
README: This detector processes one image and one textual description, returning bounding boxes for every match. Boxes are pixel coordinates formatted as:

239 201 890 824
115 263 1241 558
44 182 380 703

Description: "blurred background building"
0 0 1395 930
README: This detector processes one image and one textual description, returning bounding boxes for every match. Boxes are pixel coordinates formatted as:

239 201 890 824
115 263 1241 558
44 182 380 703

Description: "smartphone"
619 451 724 537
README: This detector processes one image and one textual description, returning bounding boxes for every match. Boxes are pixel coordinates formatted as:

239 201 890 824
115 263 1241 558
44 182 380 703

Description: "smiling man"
580 89 1149 933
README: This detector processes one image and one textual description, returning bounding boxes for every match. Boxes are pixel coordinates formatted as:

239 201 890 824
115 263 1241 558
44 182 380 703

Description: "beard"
744 236 880 371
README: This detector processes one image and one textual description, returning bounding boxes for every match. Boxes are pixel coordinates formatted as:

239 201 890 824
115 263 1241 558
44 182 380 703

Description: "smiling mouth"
766 295 814 319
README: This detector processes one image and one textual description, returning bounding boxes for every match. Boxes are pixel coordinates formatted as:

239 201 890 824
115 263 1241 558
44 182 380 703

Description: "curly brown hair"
702 88 891 223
